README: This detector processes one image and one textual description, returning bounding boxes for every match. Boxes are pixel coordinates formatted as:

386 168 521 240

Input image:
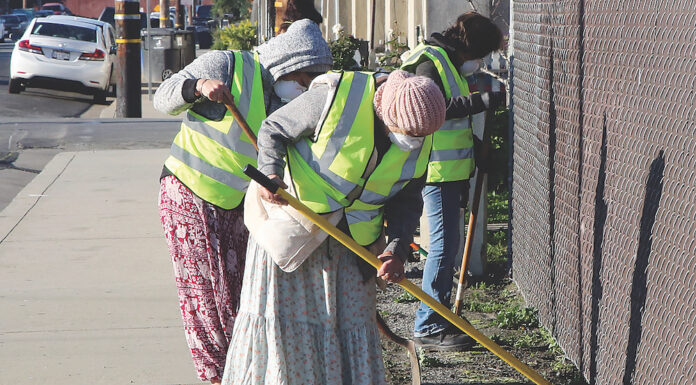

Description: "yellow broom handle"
243 165 551 385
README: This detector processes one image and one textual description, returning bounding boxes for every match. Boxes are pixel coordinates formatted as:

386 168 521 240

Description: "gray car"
0 15 21 39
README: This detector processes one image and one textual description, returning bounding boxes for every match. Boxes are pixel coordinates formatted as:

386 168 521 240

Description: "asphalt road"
0 42 113 119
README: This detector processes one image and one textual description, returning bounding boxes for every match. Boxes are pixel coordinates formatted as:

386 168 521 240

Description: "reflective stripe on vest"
164 51 266 209
287 71 375 214
402 43 474 183
345 135 432 245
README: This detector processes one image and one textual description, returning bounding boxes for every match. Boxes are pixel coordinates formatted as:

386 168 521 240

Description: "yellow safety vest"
164 51 266 209
401 43 474 183
287 71 432 245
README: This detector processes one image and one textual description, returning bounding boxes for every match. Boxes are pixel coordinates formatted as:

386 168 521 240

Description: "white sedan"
9 15 118 102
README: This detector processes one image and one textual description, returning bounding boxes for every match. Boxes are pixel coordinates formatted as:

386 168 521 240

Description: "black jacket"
413 33 505 120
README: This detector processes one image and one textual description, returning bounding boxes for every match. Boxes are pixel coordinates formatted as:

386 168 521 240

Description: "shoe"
413 327 475 352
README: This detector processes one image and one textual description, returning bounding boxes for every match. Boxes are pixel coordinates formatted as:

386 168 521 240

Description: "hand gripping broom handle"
243 165 551 385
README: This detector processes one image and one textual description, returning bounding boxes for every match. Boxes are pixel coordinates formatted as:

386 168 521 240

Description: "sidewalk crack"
0 153 76 245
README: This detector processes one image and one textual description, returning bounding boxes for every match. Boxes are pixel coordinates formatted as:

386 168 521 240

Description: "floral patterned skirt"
221 235 386 385
158 175 248 381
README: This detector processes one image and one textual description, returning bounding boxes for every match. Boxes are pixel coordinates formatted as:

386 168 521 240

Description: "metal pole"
159 0 169 27
146 0 153 99
115 0 142 118
175 0 184 29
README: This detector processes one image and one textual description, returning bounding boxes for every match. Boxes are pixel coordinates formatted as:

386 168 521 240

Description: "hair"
278 0 323 33
442 12 504 58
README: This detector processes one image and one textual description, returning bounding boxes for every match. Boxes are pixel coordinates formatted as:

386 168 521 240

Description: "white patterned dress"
221 234 386 385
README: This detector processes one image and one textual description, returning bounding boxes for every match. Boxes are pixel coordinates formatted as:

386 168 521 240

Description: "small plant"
212 19 257 50
495 305 539 329
329 25 362 70
393 291 418 303
465 299 504 313
417 348 446 368
377 34 409 71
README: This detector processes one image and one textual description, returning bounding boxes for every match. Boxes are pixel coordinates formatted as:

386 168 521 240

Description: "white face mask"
460 60 481 76
388 132 425 152
273 80 307 103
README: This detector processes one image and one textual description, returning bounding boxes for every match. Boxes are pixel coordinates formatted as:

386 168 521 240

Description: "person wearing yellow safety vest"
219 70 446 385
153 19 332 385
400 11 505 351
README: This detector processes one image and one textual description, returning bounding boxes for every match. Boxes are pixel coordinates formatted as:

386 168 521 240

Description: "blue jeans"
414 181 466 337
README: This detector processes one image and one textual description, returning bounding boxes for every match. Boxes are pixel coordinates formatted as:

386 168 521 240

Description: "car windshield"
32 22 97 42
43 5 62 11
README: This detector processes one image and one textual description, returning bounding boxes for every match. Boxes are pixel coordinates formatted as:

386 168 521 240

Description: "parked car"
9 8 36 20
41 3 73 16
10 13 31 37
196 5 213 19
35 10 55 18
9 15 118 102
0 14 22 40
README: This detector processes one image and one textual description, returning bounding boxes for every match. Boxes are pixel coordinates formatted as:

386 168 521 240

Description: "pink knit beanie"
373 70 446 136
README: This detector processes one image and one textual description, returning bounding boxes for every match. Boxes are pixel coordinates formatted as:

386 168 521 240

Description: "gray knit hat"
256 19 333 81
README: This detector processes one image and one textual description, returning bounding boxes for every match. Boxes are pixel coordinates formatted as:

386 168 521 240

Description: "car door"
106 25 118 85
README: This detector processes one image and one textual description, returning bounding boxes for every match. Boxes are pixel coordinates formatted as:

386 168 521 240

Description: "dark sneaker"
414 327 475 351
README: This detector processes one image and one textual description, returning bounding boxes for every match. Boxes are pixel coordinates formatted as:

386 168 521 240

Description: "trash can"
174 29 196 69
142 28 180 81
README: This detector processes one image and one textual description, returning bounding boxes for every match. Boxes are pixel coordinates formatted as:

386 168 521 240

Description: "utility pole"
115 0 142 118
159 0 169 27
174 0 184 29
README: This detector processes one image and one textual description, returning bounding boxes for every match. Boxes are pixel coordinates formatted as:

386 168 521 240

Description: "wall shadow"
547 43 558 332
622 150 665 384
589 114 608 384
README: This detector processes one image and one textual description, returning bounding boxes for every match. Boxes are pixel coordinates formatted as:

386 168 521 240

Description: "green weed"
393 291 418 303
495 305 539 329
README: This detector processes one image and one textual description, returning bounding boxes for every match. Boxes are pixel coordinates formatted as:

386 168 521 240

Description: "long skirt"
158 175 248 381
221 235 386 385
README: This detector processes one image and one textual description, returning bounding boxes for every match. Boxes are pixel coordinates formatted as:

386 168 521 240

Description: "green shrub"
329 27 362 70
212 19 257 51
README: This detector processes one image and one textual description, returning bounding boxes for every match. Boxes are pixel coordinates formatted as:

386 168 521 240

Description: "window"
31 22 97 43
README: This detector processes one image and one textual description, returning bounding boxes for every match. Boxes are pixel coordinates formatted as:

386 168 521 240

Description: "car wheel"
162 69 174 81
8 78 22 94
93 90 107 104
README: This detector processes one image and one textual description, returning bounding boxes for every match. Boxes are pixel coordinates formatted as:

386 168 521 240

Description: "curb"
0 151 76 244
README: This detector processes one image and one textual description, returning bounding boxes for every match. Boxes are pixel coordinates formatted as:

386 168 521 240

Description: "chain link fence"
510 1 696 384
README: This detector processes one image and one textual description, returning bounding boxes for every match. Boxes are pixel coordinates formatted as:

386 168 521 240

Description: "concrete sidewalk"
0 150 199 385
